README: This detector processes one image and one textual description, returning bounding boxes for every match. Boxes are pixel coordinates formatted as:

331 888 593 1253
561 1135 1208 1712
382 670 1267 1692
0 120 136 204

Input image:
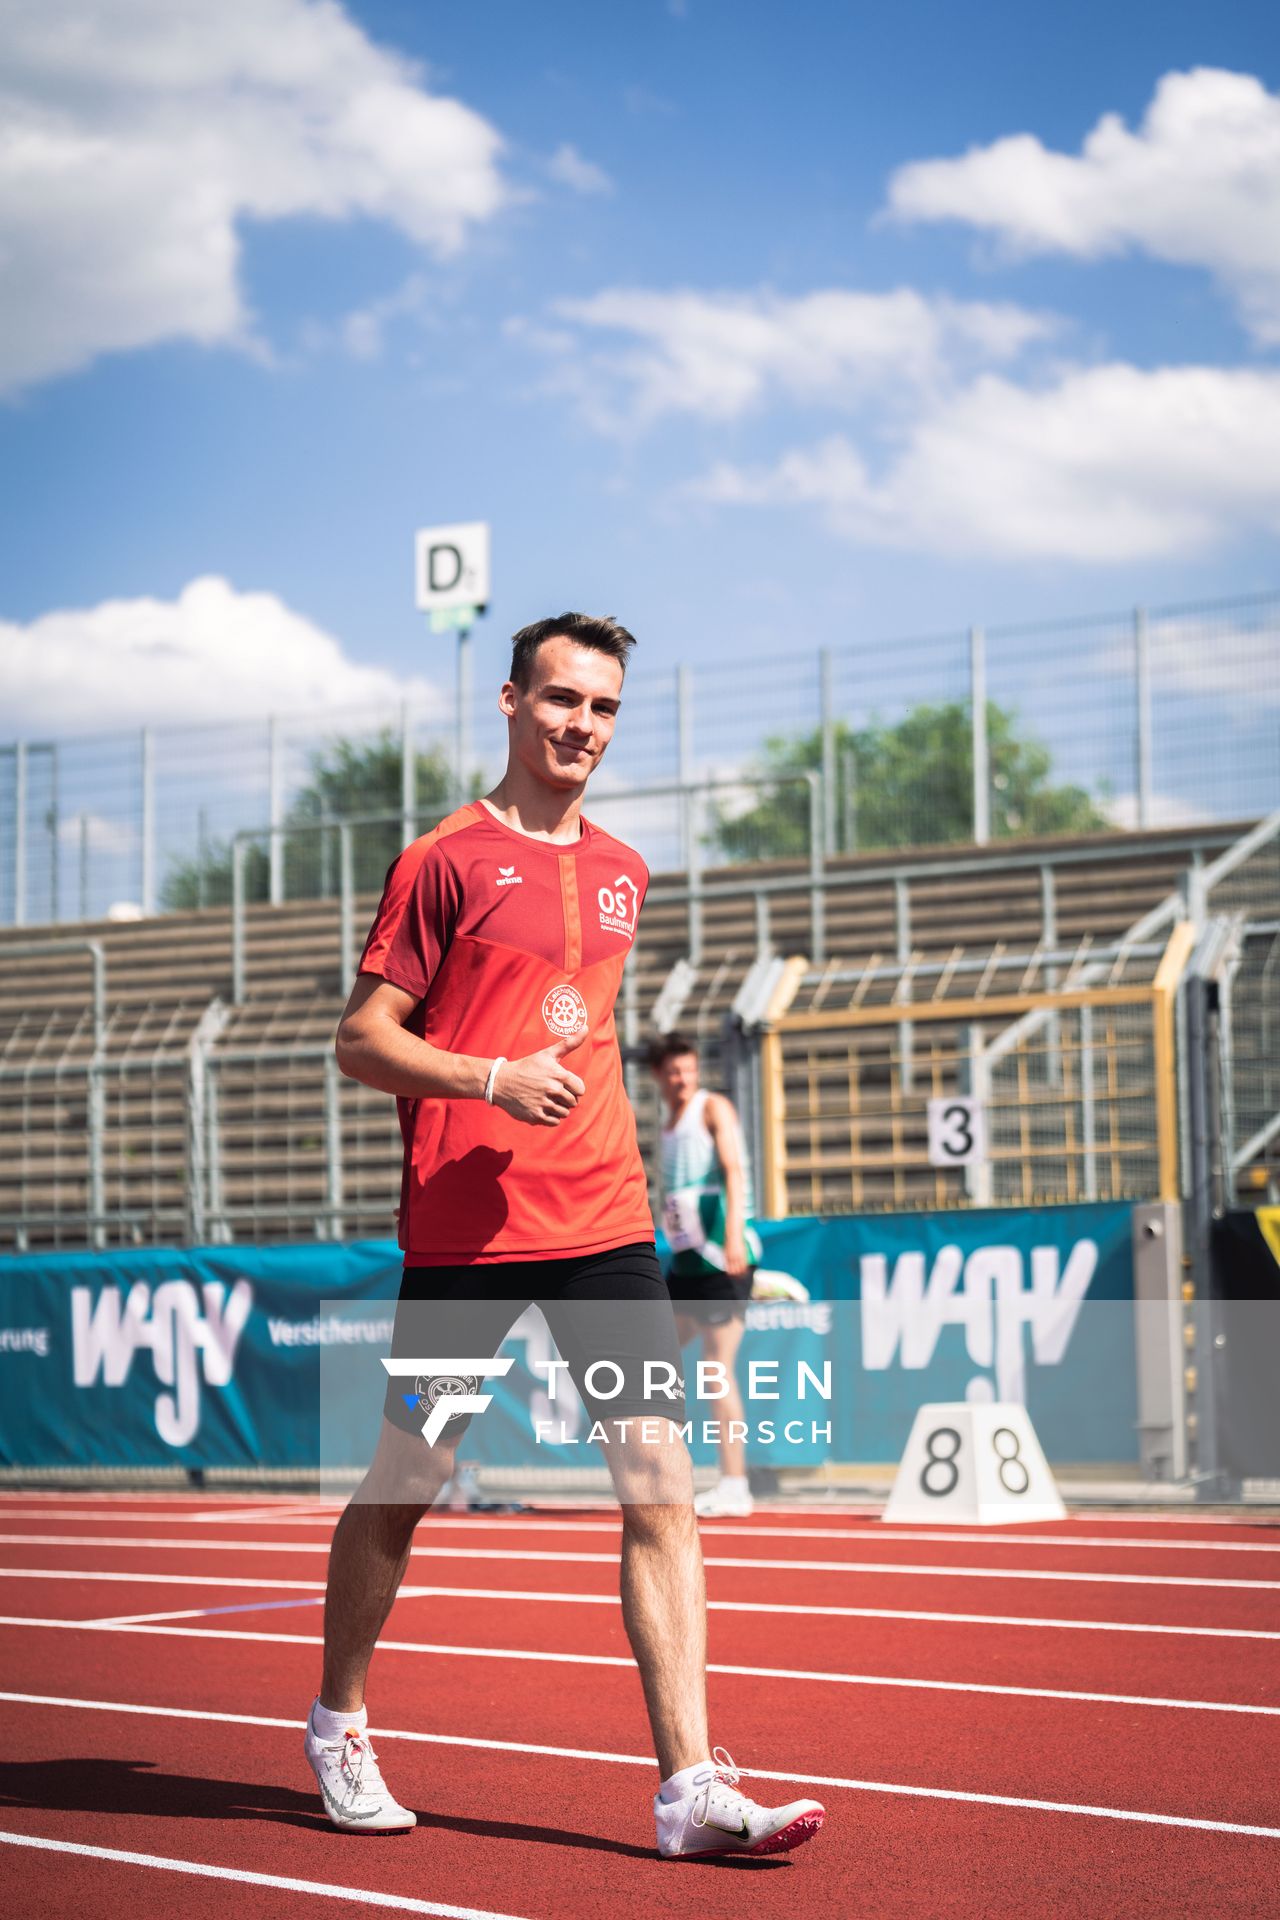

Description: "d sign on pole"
415 522 491 806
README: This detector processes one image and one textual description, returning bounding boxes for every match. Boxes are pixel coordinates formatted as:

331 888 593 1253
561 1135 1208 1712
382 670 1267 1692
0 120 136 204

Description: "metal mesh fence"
770 993 1165 1218
4 589 1279 928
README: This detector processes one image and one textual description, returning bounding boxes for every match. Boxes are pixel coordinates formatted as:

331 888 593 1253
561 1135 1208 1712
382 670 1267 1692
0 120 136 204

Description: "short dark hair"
647 1031 698 1071
509 611 636 690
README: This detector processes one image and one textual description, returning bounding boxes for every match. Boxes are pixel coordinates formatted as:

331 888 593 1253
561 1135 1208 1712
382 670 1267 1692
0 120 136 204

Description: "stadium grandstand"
1 811 1276 1251
3 603 1279 1515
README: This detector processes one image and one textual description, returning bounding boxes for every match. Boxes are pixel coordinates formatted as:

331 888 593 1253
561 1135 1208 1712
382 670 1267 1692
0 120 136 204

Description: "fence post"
456 623 473 805
87 1056 105 1249
85 935 107 1246
969 625 989 845
759 1028 789 1219
140 726 156 916
79 814 90 922
966 1025 993 1204
324 1051 345 1239
1080 1003 1098 1200
819 646 837 857
268 716 284 907
401 700 415 848
807 771 825 964
1135 605 1152 830
49 741 60 923
14 739 27 926
186 998 230 1245
231 838 246 1004
1041 863 1061 1086
621 952 640 1111
686 782 703 967
206 1061 225 1243
339 822 354 985
841 744 857 853
196 807 209 910
895 874 913 1092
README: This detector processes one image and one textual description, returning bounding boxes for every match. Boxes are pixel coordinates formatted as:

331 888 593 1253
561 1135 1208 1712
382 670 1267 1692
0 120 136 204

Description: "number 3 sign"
927 1095 986 1168
884 1401 1066 1525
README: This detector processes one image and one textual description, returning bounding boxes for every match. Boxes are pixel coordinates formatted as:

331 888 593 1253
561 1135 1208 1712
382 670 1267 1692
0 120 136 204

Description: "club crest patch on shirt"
542 982 589 1039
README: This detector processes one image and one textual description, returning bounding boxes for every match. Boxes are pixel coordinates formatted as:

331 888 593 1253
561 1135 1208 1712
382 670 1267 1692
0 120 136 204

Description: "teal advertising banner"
0 1201 1136 1474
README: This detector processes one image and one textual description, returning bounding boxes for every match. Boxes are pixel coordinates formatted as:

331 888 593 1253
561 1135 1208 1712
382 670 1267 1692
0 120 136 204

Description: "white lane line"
2 1496 1260 1524
3 1567 1275 1640
0 1830 531 1919
11 1509 1279 1553
0 1568 329 1590
4 1532 1276 1590
0 1501 302 1518
2 1616 1275 1717
3 1693 1277 1843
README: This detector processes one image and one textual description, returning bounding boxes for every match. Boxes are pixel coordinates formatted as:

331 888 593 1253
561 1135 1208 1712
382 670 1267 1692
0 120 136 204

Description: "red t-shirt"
358 801 654 1263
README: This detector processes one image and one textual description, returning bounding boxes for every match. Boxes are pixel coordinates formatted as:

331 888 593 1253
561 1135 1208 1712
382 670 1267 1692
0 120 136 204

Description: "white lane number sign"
927 1094 986 1168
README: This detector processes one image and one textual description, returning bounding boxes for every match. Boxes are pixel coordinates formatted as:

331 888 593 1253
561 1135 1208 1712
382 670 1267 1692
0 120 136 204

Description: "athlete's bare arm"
335 974 586 1128
704 1092 750 1274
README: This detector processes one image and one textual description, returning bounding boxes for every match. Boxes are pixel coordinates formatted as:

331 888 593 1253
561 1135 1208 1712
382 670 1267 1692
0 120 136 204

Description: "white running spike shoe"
304 1700 416 1833
694 1481 754 1519
655 1748 825 1859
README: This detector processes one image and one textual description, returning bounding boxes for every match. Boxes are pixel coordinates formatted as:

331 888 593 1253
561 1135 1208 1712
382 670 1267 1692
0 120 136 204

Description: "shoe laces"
326 1727 383 1804
690 1747 755 1828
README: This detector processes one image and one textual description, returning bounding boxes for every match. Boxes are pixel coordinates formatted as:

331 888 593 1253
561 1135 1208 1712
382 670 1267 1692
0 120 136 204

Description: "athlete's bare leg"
607 1426 709 1778
319 1419 456 1713
701 1316 747 1480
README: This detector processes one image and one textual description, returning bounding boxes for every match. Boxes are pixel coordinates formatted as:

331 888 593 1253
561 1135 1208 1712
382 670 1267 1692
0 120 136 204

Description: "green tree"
162 731 470 909
712 701 1110 861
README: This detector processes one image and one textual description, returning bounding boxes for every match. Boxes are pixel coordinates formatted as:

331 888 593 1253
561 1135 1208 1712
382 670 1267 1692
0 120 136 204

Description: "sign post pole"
456 617 472 807
414 521 491 811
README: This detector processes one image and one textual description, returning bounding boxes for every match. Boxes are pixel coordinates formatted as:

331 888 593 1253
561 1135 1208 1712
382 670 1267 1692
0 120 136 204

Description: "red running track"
1 1494 1279 1918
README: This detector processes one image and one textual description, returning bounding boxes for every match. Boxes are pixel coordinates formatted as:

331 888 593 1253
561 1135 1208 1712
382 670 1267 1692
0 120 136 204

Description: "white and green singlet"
659 1087 763 1279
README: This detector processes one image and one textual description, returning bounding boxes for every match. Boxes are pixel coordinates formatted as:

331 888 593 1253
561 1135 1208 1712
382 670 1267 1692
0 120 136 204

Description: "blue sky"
1 0 1279 745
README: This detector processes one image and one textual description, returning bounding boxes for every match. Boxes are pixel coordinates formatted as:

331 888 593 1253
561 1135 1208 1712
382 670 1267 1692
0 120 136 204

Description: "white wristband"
484 1056 506 1105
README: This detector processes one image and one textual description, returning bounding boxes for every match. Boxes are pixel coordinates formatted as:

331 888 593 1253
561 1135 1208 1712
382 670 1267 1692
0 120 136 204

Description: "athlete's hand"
724 1235 751 1277
492 1032 588 1127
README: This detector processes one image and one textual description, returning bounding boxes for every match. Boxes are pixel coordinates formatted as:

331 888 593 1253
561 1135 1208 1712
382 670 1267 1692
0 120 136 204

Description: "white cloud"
57 811 136 856
1 575 443 735
547 143 614 196
886 67 1280 344
1100 792 1217 831
1091 610 1280 712
338 273 432 362
547 285 1055 429
696 363 1280 562
0 0 509 396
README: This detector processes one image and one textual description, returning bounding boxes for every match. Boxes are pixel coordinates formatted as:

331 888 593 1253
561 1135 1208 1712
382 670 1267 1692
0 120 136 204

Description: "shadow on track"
0 1758 789 1865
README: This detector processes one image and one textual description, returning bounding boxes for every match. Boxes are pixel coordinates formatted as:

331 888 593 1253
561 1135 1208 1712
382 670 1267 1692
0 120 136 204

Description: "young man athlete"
651 1032 761 1518
305 613 825 1860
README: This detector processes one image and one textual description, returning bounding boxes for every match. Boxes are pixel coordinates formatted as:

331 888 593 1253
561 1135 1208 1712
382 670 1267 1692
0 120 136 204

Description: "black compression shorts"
385 1240 687 1439
668 1267 753 1327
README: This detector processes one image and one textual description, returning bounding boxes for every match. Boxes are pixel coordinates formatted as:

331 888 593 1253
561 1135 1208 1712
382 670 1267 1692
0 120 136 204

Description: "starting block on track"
884 1401 1066 1525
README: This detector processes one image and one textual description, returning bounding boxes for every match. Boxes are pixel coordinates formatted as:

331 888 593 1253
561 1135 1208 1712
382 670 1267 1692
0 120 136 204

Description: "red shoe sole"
676 1809 826 1859
745 1809 826 1856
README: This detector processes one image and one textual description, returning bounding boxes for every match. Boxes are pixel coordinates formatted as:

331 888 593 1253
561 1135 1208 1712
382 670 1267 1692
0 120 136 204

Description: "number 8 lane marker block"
884 1401 1067 1525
